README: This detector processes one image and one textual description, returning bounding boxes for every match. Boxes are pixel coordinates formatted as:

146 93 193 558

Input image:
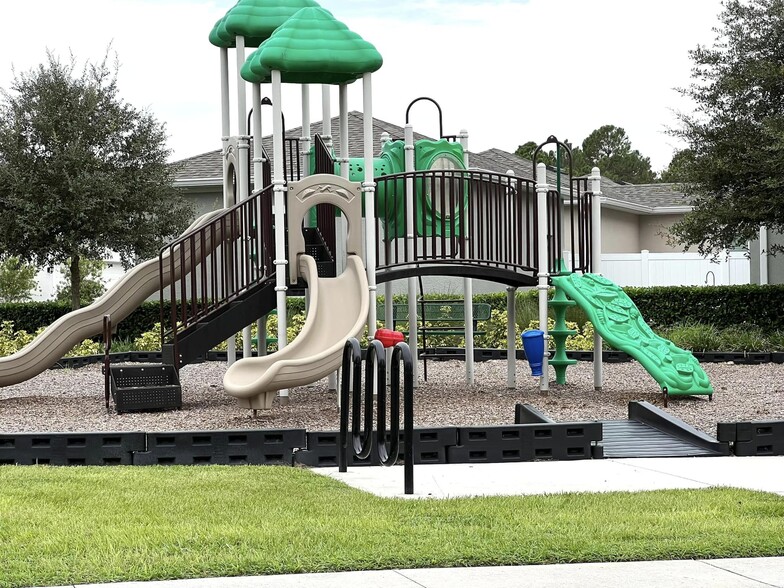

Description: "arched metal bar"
405 96 445 139
338 338 362 473
392 342 414 493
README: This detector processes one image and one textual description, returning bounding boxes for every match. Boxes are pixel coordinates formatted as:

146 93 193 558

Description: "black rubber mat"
602 420 722 458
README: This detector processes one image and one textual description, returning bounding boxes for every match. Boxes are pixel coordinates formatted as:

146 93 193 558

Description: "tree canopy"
516 125 655 184
0 257 37 303
668 0 784 256
0 52 194 309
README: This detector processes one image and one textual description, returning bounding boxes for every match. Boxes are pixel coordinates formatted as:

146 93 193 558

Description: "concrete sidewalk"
317 455 784 498
38 558 784 587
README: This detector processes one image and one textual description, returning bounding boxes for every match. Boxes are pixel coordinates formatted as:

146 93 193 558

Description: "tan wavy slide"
0 209 225 387
224 254 369 410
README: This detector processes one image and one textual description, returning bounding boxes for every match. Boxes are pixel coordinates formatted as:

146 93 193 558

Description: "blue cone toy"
521 329 545 377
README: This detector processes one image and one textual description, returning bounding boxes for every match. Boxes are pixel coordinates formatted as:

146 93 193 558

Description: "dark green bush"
624 284 784 332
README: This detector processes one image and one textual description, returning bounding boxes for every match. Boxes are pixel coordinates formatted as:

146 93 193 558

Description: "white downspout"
760 226 769 285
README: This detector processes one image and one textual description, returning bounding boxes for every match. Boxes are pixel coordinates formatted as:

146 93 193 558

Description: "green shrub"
0 320 100 358
660 322 722 351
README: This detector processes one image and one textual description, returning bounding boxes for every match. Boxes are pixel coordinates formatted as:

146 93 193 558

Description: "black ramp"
602 420 720 458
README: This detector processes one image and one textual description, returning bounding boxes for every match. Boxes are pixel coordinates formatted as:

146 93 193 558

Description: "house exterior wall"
600 208 640 253
638 213 695 253
180 187 223 219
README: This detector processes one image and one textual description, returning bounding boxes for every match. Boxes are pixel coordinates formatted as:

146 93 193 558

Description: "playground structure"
0 0 714 410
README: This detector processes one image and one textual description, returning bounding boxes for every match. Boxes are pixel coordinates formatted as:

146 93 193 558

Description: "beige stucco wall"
600 208 640 253
638 213 696 253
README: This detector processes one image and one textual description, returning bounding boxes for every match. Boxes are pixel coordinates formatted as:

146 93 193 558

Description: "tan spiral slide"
223 254 369 410
0 209 224 387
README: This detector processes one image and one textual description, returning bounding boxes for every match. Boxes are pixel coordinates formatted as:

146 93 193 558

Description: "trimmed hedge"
4 285 784 340
0 298 310 342
624 284 784 332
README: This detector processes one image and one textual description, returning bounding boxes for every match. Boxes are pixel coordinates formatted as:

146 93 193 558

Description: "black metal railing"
547 189 562 273
570 177 593 273
339 338 414 495
373 169 540 283
159 185 275 357
310 135 338 259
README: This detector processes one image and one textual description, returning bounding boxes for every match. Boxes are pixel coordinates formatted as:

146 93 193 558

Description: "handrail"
339 338 414 495
158 184 275 360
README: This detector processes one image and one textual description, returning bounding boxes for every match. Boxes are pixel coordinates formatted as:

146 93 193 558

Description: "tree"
659 149 696 183
0 51 194 310
581 125 655 184
516 126 655 183
55 258 106 307
0 256 37 303
668 0 784 257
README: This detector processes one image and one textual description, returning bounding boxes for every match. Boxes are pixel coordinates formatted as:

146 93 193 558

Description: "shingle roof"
173 113 691 210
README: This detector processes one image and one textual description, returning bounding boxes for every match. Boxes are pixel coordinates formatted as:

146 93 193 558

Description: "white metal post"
301 85 311 178
252 83 265 357
220 48 231 208
234 37 253 362
507 286 516 389
272 70 289 403
535 163 550 393
590 167 603 391
321 84 332 149
404 124 418 385
336 84 349 274
363 74 377 340
219 46 238 365
459 129 474 384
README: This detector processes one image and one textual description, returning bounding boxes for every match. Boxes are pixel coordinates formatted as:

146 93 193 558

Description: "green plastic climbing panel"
550 273 713 399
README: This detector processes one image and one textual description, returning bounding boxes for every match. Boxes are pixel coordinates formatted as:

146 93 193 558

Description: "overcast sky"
0 0 724 173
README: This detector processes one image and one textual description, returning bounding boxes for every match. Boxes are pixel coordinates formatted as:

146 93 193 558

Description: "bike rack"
338 338 414 495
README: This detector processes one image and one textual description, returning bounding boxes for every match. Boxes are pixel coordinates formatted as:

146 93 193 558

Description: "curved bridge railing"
339 338 414 495
372 169 594 284
373 170 539 286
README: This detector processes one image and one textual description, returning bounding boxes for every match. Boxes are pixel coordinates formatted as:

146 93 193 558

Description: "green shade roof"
257 7 383 85
241 44 272 83
209 0 323 48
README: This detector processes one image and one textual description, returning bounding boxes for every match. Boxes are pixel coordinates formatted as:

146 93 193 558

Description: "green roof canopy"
209 0 323 48
241 44 272 83
257 7 383 85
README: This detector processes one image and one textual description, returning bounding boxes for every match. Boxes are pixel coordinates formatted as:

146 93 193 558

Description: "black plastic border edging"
629 401 730 456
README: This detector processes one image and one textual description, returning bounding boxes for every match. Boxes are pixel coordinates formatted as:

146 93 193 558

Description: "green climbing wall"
551 273 713 398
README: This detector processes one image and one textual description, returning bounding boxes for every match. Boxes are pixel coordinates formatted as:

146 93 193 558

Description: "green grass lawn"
1 465 783 588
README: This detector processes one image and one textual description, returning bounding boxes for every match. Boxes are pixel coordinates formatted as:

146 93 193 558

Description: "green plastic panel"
209 0 323 48
258 7 382 84
551 273 713 397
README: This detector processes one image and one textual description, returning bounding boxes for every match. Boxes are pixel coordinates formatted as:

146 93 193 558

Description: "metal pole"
507 286 516 389
590 166 603 391
321 84 332 149
404 124 418 386
362 74 377 340
535 163 550 394
272 70 289 403
459 129 474 385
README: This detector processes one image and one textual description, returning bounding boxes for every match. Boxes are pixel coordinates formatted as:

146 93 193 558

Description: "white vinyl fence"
599 250 750 288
